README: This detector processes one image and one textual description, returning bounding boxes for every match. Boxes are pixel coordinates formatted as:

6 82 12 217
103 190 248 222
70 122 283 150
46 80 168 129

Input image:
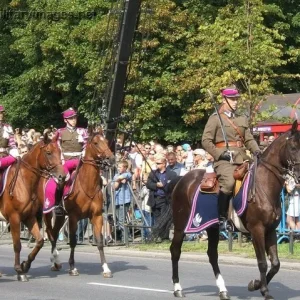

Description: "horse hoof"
173 290 185 297
69 268 79 276
103 272 113 278
219 291 230 300
51 263 62 271
248 279 260 291
21 261 29 273
17 274 29 282
265 295 274 300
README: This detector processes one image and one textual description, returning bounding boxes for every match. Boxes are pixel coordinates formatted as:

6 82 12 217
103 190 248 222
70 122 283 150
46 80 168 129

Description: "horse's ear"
43 129 51 144
291 120 299 135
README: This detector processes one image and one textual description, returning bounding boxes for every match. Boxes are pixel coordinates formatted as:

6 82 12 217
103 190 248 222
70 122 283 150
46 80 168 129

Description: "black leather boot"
217 191 232 231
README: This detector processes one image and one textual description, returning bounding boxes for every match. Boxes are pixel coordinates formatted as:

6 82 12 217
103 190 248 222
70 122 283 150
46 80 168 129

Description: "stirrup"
219 219 233 232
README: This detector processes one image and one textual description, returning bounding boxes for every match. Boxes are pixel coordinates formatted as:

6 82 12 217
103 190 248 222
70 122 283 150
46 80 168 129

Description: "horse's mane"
260 127 297 158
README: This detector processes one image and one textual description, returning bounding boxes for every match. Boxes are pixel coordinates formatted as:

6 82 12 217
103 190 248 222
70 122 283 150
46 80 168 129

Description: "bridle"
81 134 112 170
259 136 300 185
21 142 62 179
8 142 63 196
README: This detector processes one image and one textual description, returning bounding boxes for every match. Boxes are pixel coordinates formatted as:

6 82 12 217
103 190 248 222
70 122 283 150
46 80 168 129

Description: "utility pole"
105 0 142 150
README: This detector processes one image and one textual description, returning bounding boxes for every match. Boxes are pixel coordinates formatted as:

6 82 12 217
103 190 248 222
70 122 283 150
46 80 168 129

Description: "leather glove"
254 150 261 157
219 151 231 161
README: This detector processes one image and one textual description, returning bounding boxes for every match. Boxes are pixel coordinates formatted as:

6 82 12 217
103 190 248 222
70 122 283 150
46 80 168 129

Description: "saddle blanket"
184 172 250 234
43 172 76 214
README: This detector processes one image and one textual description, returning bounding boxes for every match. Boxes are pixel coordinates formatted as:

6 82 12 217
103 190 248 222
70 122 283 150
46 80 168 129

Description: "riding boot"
217 191 232 231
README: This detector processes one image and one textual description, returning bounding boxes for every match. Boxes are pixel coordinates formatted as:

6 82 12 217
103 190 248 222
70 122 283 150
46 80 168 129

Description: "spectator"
140 175 153 241
285 175 300 230
193 149 207 170
146 154 178 242
268 135 275 145
182 143 194 171
19 144 29 157
128 143 142 190
166 152 185 176
167 145 174 153
113 160 132 241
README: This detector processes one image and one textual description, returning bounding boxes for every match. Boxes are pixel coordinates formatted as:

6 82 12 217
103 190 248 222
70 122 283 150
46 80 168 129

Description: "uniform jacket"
202 112 259 166
54 126 88 159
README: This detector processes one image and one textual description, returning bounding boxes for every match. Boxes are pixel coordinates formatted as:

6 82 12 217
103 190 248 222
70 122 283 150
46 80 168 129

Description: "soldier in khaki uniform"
202 88 260 230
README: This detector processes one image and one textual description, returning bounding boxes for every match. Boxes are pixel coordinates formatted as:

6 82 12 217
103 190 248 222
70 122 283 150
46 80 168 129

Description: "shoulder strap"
221 114 245 144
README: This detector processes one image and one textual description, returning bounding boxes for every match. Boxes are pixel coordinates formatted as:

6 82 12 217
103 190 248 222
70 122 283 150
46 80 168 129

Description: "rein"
70 135 111 199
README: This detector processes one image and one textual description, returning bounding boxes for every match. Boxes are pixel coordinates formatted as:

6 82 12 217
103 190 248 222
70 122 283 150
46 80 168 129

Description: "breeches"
64 158 79 174
214 162 237 195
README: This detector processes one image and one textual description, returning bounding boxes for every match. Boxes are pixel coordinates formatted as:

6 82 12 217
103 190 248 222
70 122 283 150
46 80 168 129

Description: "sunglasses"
156 162 164 165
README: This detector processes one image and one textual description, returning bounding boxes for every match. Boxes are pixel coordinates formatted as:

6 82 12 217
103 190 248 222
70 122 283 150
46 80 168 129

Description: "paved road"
0 243 299 300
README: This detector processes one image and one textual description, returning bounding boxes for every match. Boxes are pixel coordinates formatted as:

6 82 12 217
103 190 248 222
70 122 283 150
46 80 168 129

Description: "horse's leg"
206 227 230 300
68 216 79 276
248 227 274 299
9 215 27 281
21 217 44 274
170 228 185 298
91 214 112 278
44 213 65 271
265 230 280 285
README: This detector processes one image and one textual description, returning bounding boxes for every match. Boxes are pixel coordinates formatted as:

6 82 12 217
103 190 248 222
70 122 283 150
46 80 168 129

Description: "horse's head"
85 126 115 168
277 120 300 182
35 131 66 184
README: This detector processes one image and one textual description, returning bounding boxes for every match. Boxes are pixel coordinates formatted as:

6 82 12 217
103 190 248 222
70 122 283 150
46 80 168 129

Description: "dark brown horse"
40 128 114 277
168 121 300 300
0 133 65 281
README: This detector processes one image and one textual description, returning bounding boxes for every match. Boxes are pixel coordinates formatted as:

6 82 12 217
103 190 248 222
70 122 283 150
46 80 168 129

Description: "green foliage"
0 0 299 141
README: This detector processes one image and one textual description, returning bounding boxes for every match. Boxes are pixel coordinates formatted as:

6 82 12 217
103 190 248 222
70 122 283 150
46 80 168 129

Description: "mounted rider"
54 107 88 176
0 105 19 169
201 87 260 230
43 108 88 214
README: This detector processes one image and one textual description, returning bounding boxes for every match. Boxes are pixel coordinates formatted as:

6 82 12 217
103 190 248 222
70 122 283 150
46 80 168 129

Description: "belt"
215 141 244 148
63 152 81 157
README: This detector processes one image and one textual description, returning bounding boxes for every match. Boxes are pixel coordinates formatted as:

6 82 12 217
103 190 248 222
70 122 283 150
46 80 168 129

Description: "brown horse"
0 133 65 281
167 121 300 300
40 128 114 277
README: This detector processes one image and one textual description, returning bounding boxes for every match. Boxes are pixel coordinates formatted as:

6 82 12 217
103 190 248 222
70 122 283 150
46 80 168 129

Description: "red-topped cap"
221 88 240 98
62 108 77 119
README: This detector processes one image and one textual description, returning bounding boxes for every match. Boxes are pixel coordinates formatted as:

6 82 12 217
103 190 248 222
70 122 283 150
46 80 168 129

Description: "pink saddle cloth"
43 171 76 214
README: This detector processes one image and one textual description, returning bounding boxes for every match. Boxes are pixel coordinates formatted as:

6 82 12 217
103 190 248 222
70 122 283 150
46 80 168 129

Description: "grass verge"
129 239 300 260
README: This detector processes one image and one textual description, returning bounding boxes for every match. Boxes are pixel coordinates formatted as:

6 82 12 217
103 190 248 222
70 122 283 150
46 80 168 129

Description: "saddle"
200 172 219 193
200 161 249 195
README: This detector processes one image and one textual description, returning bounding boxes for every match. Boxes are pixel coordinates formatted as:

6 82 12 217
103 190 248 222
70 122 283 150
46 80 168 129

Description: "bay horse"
40 127 114 277
0 132 65 281
168 120 300 300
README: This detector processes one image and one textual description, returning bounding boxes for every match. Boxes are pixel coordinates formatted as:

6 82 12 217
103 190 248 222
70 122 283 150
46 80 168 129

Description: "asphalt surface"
0 241 300 300
1 237 300 272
